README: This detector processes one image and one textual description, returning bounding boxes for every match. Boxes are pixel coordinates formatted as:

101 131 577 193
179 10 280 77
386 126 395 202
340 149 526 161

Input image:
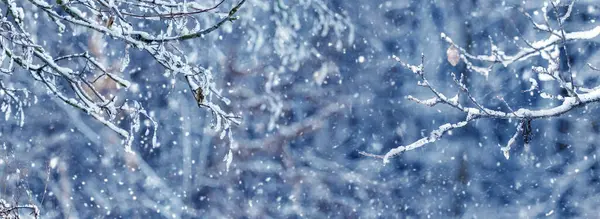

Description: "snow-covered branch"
363 1 600 163
0 0 246 151
0 199 39 219
440 4 600 78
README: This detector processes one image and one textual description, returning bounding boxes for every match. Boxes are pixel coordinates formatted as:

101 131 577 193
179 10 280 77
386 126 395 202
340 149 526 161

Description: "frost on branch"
0 199 39 219
0 0 246 152
362 1 600 163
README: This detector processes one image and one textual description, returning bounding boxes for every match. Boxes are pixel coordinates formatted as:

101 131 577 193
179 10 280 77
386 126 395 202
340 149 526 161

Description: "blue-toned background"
2 0 600 218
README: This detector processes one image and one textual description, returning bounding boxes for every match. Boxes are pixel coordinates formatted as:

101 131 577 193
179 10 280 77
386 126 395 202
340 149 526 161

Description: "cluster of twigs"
0 199 39 219
0 0 245 150
362 1 600 163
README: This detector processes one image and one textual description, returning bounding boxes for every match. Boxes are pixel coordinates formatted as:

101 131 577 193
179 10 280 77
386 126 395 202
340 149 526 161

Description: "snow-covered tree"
362 1 600 164
1 0 244 152
1 0 245 217
3 0 600 218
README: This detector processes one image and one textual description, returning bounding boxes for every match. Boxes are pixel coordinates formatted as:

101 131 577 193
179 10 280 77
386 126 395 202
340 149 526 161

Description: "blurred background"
2 0 600 218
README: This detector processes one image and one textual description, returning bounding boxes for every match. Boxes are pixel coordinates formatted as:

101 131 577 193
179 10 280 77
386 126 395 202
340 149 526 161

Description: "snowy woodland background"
1 0 600 218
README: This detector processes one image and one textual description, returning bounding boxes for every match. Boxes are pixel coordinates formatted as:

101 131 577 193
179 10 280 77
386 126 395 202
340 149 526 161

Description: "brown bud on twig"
194 87 204 105
106 16 115 28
